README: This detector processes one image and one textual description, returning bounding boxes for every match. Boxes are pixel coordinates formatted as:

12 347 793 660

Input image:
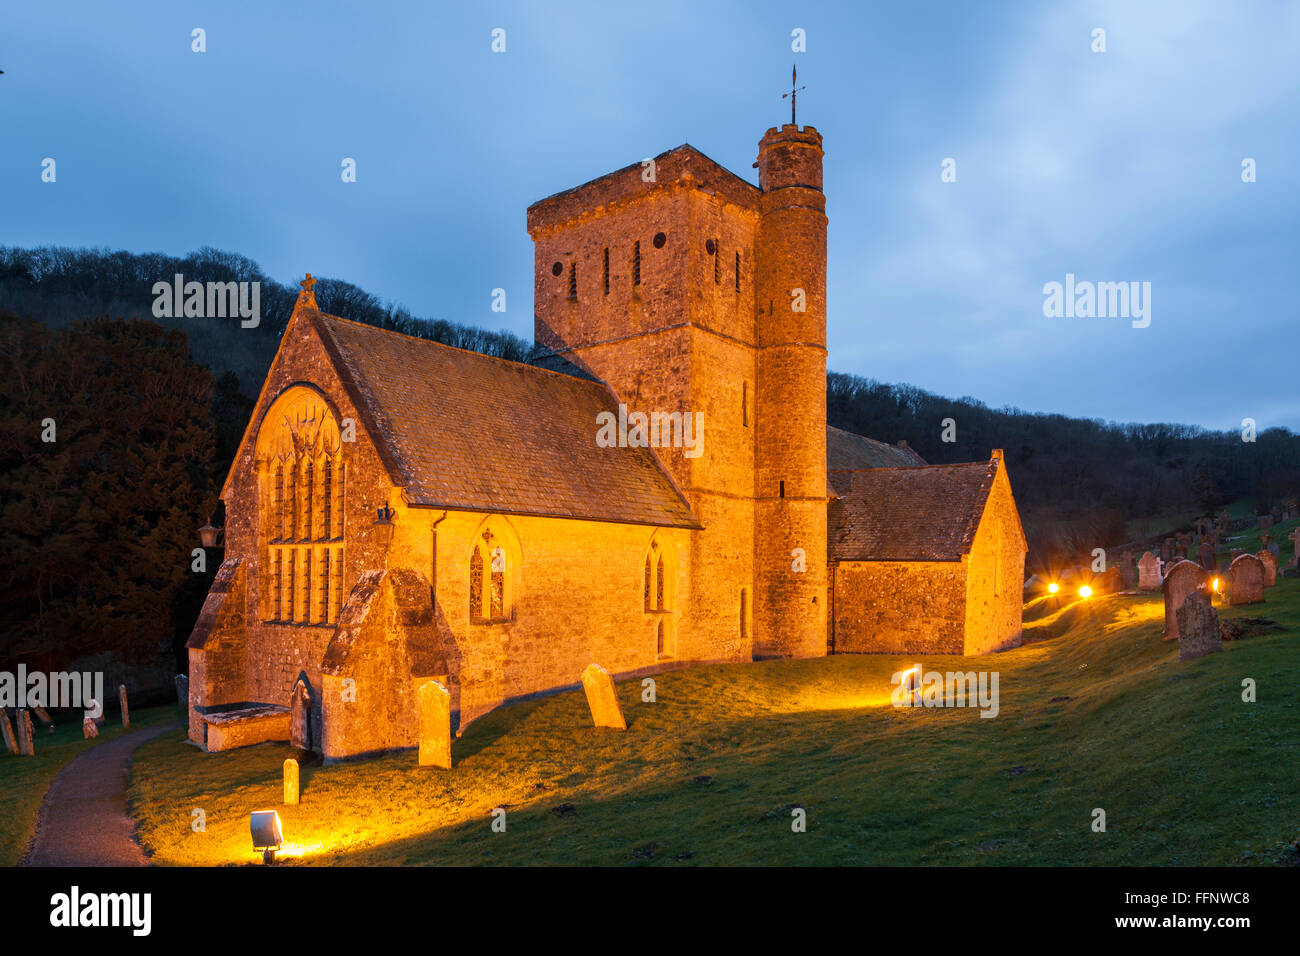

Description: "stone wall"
962 466 1026 655
832 560 967 655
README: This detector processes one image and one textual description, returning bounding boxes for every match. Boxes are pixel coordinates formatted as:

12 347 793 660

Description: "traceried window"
257 387 346 626
644 535 675 658
470 521 518 624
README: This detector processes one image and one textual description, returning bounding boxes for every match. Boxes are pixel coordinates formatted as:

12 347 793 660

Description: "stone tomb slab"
417 680 453 769
581 663 627 730
1162 560 1207 642
201 704 290 751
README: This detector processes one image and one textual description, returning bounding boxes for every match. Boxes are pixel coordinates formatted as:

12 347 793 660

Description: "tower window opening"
779 480 785 498
742 382 749 427
735 252 741 293
632 240 641 286
653 231 666 249
603 247 610 294
713 240 720 284
567 261 577 300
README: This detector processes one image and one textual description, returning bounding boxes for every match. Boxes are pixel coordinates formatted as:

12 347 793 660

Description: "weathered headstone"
32 706 54 734
1227 553 1265 606
581 663 627 731
0 710 17 754
1230 547 1246 563
1137 551 1162 591
118 684 129 729
1177 592 1222 662
283 758 299 805
1160 538 1173 563
1290 528 1300 568
82 717 98 739
1197 540 1216 572
290 679 312 752
1161 560 1207 642
1260 531 1271 551
1119 551 1136 590
175 674 188 707
417 680 452 768
1096 566 1122 594
17 709 34 755
1257 550 1277 587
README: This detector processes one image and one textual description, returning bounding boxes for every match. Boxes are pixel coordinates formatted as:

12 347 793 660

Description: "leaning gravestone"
1177 591 1222 662
1198 540 1216 573
1137 551 1162 591
1290 528 1300 568
0 710 17 754
581 663 627 731
17 709 35 756
82 716 98 739
417 680 452 769
1162 560 1207 642
1257 550 1278 587
118 684 130 730
290 679 312 752
1228 553 1265 606
283 758 299 805
32 706 54 735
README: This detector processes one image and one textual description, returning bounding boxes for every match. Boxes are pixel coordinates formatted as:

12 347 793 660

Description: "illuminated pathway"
22 721 182 867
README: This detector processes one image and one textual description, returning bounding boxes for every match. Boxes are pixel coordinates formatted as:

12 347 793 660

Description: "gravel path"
22 720 183 867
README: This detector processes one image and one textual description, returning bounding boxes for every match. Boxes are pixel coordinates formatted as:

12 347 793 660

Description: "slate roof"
309 309 700 529
827 425 926 495
830 460 999 562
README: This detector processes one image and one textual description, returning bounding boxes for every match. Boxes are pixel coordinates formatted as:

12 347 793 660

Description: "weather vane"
782 64 805 125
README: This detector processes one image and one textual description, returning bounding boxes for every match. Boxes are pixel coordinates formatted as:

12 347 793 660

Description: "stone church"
187 123 1026 759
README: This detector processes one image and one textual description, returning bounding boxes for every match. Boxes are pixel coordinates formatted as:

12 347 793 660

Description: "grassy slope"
0 704 180 866
129 578 1300 867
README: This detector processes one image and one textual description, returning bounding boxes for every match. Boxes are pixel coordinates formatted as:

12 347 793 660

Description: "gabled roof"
830 460 1000 562
827 425 926 495
306 308 700 529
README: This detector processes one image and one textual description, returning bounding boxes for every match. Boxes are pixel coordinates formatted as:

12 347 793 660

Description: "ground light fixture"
1047 582 1060 594
250 810 283 865
1078 585 1093 599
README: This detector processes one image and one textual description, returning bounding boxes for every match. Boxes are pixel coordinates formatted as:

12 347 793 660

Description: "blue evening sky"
3 1 1296 429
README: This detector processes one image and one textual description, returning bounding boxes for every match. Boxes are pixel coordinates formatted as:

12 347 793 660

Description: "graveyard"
114 571 1300 867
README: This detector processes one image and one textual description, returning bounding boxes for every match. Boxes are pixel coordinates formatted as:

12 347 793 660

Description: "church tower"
752 124 828 658
525 118 828 663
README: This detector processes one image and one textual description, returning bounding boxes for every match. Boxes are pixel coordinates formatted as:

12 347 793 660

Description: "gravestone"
1260 531 1271 551
1228 553 1265 606
1096 566 1122 594
1230 548 1246 563
1160 538 1173 563
0 710 16 754
1257 550 1277 587
17 709 34 756
82 716 98 739
417 680 452 768
290 679 312 752
32 706 54 734
1198 540 1216 572
1119 551 1136 590
1137 551 1162 590
118 684 129 729
1177 592 1222 662
1161 560 1207 642
283 758 299 805
1290 528 1300 568
581 663 627 731
175 674 188 707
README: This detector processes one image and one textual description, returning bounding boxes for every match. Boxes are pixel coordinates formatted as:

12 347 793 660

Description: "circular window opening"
705 238 716 255
653 232 667 249
551 261 563 277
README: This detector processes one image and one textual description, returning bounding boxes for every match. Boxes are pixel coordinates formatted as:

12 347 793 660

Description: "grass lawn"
0 703 181 866
130 577 1300 866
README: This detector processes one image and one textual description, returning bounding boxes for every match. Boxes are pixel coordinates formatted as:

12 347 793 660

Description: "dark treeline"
0 245 532 398
829 373 1300 567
